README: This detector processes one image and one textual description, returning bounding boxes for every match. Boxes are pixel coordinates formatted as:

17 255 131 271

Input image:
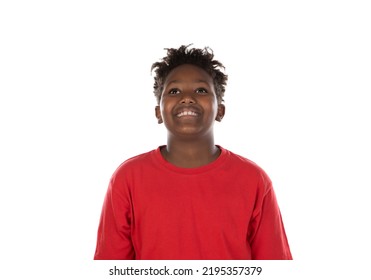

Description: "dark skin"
155 64 225 168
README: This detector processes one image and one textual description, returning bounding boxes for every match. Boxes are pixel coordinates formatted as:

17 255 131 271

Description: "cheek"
207 99 219 117
159 101 172 120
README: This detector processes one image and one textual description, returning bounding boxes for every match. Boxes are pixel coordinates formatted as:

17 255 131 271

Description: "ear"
215 104 225 122
155 106 163 124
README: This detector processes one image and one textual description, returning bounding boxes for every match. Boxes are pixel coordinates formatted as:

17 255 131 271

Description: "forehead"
164 64 213 85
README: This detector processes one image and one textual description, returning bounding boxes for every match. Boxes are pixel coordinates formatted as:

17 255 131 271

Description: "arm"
94 175 135 260
248 175 292 260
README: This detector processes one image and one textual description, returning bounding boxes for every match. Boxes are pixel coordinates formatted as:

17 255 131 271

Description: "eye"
195 88 208 94
168 88 180 95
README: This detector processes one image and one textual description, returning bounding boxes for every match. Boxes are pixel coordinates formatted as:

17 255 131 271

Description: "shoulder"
222 147 266 172
121 150 154 167
110 148 156 181
221 147 272 186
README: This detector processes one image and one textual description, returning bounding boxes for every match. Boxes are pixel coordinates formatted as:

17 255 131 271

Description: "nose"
180 91 196 104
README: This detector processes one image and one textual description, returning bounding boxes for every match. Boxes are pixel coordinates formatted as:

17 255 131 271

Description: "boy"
94 45 292 260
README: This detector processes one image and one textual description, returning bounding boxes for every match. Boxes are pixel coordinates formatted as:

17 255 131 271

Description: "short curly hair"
151 44 228 105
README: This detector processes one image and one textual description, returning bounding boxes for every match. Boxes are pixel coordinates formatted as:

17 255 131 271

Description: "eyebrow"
166 79 210 86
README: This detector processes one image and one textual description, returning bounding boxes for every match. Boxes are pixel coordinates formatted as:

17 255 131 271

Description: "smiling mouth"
176 111 198 117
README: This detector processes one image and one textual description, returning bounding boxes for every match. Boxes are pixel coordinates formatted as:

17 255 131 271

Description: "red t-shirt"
94 146 292 260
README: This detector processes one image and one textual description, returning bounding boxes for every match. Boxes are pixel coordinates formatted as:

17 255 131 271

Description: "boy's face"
155 64 225 138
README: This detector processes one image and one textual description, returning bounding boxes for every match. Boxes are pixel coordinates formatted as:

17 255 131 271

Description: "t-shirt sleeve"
94 172 135 260
247 172 292 260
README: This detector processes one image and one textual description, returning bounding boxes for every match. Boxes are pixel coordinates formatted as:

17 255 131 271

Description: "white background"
1 0 370 279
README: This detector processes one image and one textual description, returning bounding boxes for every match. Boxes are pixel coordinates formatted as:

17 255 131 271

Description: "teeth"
177 111 198 117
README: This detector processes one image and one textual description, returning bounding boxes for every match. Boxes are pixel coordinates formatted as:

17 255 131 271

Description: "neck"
161 137 220 168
